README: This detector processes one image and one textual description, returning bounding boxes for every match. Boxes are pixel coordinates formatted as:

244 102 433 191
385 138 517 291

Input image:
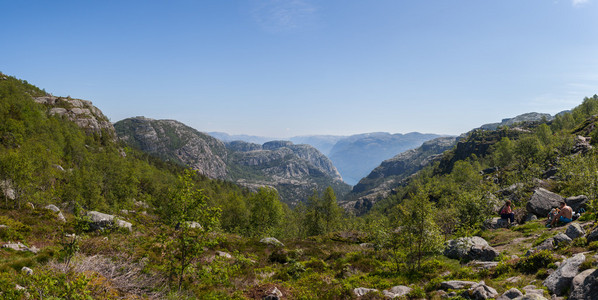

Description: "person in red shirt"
500 200 515 224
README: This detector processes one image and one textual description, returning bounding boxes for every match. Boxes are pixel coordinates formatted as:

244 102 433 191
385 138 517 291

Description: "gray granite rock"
565 223 585 240
543 253 585 296
382 285 412 298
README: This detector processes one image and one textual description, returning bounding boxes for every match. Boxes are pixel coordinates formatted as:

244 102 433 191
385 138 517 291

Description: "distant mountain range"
117 118 350 205
209 132 446 185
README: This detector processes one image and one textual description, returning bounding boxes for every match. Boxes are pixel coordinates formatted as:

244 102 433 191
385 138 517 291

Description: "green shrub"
516 250 556 274
589 241 598 251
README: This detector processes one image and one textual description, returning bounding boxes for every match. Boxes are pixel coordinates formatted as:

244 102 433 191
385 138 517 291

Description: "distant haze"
2 1 597 137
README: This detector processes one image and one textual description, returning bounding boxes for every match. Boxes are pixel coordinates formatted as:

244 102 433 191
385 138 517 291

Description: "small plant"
516 250 556 274
60 232 79 269
589 241 598 251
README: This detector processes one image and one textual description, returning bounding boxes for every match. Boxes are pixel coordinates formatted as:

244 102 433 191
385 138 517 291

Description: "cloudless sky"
1 0 597 137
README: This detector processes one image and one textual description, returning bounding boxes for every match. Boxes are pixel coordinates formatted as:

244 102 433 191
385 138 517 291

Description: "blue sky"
2 0 597 137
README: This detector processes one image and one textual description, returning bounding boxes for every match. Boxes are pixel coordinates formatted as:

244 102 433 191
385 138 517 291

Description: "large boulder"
512 295 548 300
526 188 563 217
86 211 132 231
566 195 589 213
586 227 598 243
444 237 499 261
569 268 598 300
543 253 585 296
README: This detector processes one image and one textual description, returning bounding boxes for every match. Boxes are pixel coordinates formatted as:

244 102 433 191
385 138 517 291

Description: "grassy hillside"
3 72 598 299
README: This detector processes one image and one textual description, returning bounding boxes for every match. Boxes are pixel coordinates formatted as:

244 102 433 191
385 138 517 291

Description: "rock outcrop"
115 117 228 179
115 117 350 205
34 96 115 138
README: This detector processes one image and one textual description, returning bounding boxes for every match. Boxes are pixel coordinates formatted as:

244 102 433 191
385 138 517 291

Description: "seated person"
500 200 515 224
549 201 573 227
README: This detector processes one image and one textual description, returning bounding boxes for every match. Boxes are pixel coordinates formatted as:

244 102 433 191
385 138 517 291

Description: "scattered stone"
52 164 65 172
0 180 15 200
259 237 284 247
86 211 132 231
497 288 523 300
21 266 33 275
569 268 598 300
444 236 499 261
525 214 538 223
466 281 498 300
523 285 545 296
183 221 202 229
527 188 563 217
513 295 549 300
469 261 499 269
359 243 374 248
2 242 39 253
565 223 586 240
216 251 232 259
506 276 522 283
263 286 283 300
440 280 478 290
572 136 592 154
25 202 35 210
45 204 66 222
382 285 412 298
552 233 572 247
353 287 379 297
543 253 585 296
586 227 598 243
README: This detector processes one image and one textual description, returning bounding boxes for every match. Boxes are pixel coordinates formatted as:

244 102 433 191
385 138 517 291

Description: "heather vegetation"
2 72 598 299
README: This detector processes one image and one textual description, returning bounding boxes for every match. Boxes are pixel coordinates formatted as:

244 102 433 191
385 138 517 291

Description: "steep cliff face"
114 117 228 179
225 140 349 204
343 136 458 214
34 96 115 138
328 132 445 185
114 118 350 205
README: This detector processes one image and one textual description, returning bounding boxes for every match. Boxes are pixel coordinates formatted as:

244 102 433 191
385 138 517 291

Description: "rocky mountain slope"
115 117 350 204
328 132 445 185
343 136 458 214
479 112 554 131
115 117 228 179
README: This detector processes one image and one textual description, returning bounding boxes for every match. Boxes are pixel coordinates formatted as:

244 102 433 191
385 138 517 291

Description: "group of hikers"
498 199 575 228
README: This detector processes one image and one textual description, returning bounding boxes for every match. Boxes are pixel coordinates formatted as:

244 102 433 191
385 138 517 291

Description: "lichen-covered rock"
21 267 33 275
86 211 132 231
543 253 585 296
44 204 66 222
2 242 39 253
382 285 412 298
440 280 478 290
353 287 379 297
259 237 284 247
444 236 499 261
35 96 115 138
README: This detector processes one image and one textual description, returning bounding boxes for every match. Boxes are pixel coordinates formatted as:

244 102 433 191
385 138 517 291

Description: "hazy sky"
2 1 597 137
